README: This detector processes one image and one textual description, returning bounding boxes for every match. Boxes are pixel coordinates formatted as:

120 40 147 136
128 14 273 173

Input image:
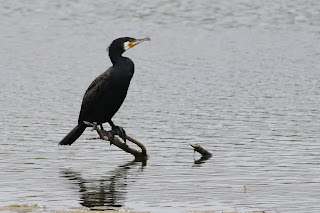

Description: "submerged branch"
190 143 212 156
84 121 148 162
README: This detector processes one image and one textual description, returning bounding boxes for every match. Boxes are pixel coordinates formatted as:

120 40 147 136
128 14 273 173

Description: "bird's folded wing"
78 68 113 122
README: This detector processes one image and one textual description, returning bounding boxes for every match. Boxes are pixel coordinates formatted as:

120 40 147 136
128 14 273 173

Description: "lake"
0 0 319 212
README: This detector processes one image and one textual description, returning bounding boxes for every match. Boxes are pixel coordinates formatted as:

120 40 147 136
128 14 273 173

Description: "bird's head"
108 37 151 56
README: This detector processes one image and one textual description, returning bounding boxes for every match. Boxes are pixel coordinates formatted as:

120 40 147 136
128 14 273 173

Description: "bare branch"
84 121 148 162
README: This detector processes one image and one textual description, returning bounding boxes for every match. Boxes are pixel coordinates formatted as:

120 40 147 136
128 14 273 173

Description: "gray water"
1 1 320 212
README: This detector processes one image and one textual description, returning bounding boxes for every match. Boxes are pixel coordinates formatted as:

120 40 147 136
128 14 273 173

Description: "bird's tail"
59 123 86 146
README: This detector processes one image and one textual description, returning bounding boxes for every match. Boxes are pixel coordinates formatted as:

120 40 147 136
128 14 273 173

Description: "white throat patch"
123 41 130 51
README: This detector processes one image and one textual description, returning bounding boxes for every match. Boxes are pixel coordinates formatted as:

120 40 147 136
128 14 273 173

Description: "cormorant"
59 37 150 146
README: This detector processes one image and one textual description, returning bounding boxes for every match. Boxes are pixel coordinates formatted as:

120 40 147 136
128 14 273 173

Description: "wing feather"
78 68 113 123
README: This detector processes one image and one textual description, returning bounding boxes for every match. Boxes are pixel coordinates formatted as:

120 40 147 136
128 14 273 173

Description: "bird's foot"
102 129 116 145
112 126 126 143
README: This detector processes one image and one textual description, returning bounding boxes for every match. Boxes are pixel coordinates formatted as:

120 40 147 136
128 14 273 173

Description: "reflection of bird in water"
60 161 145 210
59 37 150 146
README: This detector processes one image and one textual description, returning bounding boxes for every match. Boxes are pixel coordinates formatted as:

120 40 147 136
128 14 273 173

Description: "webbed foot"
112 125 126 143
101 129 116 145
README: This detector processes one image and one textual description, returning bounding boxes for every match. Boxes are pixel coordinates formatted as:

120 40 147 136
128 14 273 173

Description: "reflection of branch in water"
193 155 212 166
60 161 145 210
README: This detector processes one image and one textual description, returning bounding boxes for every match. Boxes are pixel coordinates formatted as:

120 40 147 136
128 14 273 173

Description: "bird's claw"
102 129 116 145
112 126 126 143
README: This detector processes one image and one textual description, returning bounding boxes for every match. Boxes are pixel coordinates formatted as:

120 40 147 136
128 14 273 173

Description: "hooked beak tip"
137 37 151 42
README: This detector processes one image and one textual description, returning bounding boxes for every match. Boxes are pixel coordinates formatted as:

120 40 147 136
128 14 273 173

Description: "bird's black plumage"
59 37 150 146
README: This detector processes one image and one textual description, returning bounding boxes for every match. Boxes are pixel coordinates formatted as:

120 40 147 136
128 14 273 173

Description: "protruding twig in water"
84 121 148 162
190 143 212 156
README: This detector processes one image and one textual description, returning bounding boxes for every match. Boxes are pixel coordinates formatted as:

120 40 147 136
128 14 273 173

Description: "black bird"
59 37 150 146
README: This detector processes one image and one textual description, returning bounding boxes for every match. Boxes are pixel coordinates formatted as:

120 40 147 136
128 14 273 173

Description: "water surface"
1 1 320 212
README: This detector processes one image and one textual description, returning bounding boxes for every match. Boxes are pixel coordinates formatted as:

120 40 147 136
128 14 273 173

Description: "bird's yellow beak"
129 37 151 48
123 38 150 51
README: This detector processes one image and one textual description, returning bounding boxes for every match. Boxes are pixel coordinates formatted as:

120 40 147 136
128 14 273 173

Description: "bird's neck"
109 50 125 65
